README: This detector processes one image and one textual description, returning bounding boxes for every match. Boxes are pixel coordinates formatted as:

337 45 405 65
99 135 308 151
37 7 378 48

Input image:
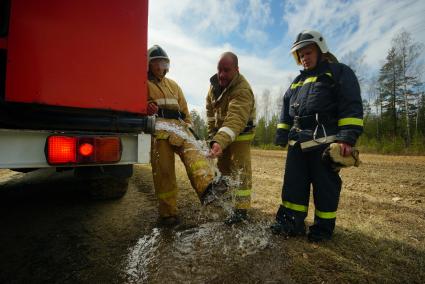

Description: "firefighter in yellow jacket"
207 52 256 225
147 45 228 226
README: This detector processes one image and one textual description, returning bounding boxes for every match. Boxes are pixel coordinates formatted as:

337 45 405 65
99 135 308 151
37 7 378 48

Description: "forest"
190 30 425 154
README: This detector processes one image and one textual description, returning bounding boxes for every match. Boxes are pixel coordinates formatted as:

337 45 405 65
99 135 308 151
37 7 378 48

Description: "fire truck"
0 0 154 198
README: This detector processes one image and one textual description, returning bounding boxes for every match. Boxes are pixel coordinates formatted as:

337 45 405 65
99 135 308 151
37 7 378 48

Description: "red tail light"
79 143 94 156
46 136 121 165
47 136 77 164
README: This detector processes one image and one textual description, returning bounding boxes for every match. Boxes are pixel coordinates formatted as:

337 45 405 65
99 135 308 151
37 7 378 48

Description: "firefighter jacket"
206 73 256 150
148 73 191 125
275 60 363 150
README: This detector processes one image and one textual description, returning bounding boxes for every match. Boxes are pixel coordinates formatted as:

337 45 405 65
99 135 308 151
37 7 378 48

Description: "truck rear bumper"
0 129 151 169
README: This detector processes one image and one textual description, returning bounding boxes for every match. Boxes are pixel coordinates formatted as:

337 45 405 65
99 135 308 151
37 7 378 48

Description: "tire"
74 165 133 200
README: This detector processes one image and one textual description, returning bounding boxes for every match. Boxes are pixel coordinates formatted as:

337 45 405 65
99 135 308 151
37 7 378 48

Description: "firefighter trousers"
217 140 252 210
151 135 215 218
276 143 342 236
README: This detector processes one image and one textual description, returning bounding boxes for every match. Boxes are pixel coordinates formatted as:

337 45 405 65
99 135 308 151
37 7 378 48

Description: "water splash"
155 121 210 156
125 228 161 283
123 215 271 283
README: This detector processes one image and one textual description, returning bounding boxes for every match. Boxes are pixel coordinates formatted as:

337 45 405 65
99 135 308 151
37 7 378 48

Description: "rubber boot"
200 177 229 205
307 224 332 242
224 209 248 225
270 210 306 237
158 216 181 227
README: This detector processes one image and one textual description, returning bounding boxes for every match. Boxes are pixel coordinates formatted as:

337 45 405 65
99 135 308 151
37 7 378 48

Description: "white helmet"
148 45 170 63
148 45 170 75
290 30 335 65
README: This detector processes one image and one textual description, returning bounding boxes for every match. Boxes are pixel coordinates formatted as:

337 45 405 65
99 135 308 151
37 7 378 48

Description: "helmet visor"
150 58 170 69
290 41 316 54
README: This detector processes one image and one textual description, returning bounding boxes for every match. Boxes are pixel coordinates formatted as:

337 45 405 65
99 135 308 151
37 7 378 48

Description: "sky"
147 0 425 116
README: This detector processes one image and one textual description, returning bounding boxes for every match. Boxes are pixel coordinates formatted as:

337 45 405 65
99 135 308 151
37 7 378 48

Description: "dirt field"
0 149 424 283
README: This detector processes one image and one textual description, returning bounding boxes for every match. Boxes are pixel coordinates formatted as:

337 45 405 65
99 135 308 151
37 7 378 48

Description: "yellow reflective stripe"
158 190 177 200
325 72 332 77
235 133 255 142
290 82 304 89
290 77 317 89
277 123 290 130
235 189 252 197
315 209 336 219
304 76 318 84
282 201 308 212
190 160 209 173
338 118 364 127
155 132 169 139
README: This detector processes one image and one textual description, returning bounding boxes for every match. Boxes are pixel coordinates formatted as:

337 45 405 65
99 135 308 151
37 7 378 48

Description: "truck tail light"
47 136 77 164
46 136 122 165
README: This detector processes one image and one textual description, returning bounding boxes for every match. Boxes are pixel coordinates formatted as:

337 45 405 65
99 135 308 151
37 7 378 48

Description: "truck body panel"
5 0 148 114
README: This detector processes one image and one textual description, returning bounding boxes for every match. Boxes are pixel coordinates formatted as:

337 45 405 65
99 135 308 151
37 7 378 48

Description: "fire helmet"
148 45 170 74
290 30 337 65
148 45 170 63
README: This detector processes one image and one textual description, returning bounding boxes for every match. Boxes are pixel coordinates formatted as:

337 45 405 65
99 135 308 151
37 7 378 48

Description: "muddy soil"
0 150 424 283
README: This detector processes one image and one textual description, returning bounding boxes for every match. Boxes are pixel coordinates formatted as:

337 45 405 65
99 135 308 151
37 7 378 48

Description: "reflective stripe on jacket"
275 61 363 147
148 75 191 126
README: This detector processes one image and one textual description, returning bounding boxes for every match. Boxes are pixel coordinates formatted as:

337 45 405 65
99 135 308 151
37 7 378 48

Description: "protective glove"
208 142 223 158
338 142 352 157
275 128 288 147
147 102 159 115
322 143 361 171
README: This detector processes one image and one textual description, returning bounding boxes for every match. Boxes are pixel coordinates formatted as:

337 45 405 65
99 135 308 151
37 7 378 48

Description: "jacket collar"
148 71 164 83
300 60 330 76
209 73 240 100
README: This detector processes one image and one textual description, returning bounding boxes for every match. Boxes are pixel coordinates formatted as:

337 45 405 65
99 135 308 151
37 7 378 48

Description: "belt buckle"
293 116 301 132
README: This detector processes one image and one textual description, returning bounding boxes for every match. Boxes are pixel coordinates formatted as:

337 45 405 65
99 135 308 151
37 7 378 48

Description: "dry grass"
250 149 425 283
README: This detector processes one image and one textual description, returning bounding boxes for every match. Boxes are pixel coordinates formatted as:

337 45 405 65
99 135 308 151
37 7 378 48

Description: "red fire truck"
0 0 154 198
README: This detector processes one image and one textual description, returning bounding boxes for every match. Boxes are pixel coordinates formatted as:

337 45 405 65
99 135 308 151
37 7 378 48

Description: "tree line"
189 30 425 155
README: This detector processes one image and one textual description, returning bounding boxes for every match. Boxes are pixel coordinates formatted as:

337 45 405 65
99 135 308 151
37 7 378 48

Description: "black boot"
270 219 306 237
158 216 181 227
307 224 332 242
224 209 248 225
270 207 306 237
200 177 229 205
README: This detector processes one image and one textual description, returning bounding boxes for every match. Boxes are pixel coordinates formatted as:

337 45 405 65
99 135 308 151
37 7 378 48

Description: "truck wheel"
74 165 133 200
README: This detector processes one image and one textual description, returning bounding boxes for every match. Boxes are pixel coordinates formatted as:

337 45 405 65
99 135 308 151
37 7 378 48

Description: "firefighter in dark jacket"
270 30 363 242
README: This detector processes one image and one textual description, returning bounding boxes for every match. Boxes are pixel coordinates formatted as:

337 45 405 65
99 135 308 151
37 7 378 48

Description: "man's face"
298 44 319 70
217 56 238 88
149 58 169 79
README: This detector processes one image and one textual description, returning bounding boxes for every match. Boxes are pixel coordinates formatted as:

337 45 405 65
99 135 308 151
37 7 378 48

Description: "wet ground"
1 150 424 283
0 163 290 284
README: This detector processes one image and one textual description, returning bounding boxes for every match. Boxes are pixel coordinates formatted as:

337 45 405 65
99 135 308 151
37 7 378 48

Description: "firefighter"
207 52 256 225
270 31 363 241
147 45 228 226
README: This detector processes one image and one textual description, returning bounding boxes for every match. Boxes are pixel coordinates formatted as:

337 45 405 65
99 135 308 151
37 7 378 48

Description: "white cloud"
148 0 292 114
281 0 425 69
148 0 425 113
243 0 274 44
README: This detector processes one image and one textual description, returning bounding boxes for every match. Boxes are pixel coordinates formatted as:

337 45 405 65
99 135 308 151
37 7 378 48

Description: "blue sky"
148 0 425 116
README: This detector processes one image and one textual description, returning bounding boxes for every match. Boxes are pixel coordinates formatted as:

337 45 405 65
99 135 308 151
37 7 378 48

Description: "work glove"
147 102 159 115
275 128 288 147
322 142 361 171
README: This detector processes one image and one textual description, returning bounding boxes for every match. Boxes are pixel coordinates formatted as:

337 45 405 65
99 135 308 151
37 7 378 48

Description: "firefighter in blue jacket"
270 30 363 242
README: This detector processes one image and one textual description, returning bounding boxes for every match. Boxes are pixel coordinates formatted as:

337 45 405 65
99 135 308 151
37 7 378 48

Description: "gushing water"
155 121 210 156
124 222 271 283
123 120 268 282
125 228 161 282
